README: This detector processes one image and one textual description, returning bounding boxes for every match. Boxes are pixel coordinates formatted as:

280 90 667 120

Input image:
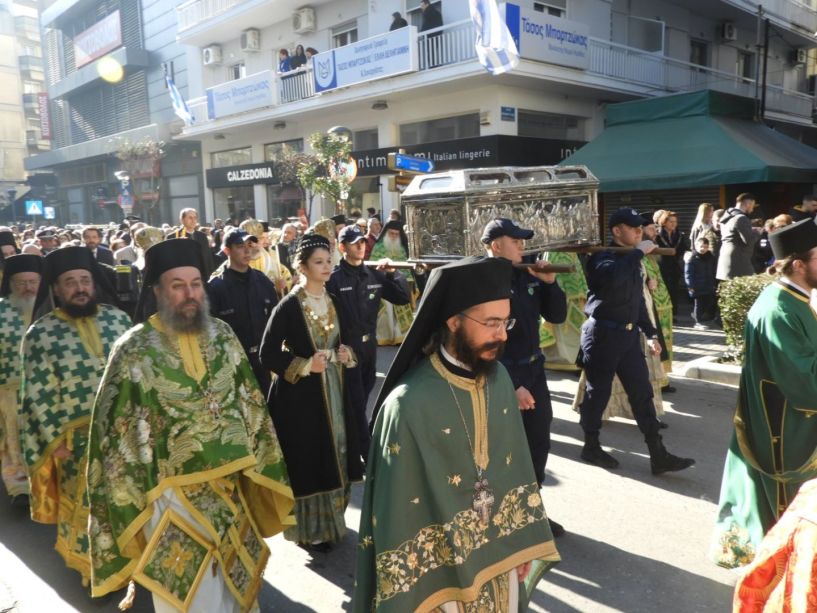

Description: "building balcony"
721 0 817 40
182 20 815 135
15 16 40 41
176 0 333 47
48 46 150 99
19 56 44 82
22 93 40 111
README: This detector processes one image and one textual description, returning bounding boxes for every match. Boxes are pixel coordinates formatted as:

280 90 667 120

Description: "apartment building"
22 0 203 226
173 0 817 225
0 0 50 223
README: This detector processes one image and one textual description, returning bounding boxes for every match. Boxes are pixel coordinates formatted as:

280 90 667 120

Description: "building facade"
170 0 817 226
22 0 203 226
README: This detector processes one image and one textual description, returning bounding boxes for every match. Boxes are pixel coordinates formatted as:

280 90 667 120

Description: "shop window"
517 110 584 140
229 62 246 80
333 23 358 48
690 39 709 67
267 184 302 225
213 186 254 223
534 0 566 17
353 129 378 150
264 138 304 162
211 147 252 168
627 16 664 54
399 113 480 146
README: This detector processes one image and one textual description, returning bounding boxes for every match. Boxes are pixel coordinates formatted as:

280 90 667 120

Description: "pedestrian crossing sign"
25 199 43 215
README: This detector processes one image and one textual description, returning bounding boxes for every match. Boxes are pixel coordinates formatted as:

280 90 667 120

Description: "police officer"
578 208 694 475
207 229 279 394
327 224 410 454
483 218 568 537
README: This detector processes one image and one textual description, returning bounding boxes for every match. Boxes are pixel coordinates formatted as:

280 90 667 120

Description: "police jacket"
326 259 410 347
207 267 278 356
584 247 657 338
503 266 567 366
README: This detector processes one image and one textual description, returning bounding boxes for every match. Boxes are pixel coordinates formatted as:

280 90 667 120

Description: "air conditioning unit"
293 7 316 34
241 28 261 52
792 48 808 66
202 44 223 66
721 22 737 42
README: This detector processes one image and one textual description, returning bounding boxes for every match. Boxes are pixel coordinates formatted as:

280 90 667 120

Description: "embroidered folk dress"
352 352 559 613
711 281 817 569
19 304 132 583
86 314 295 612
732 478 817 612
260 286 364 545
0 297 30 497
371 241 415 346
540 251 587 371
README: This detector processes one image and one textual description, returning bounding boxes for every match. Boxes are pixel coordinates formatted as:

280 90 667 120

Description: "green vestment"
371 240 414 345
353 354 559 612
643 254 673 371
0 297 29 497
541 251 587 370
87 315 295 610
712 282 817 568
19 304 133 582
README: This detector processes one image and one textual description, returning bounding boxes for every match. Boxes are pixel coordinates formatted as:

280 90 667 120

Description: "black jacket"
325 259 410 349
94 245 115 266
259 291 364 497
420 4 442 31
390 16 408 30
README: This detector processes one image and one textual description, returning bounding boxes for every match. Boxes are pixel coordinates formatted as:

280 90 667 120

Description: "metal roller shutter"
603 187 721 236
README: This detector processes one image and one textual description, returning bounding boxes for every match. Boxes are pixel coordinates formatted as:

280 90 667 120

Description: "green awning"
561 90 817 192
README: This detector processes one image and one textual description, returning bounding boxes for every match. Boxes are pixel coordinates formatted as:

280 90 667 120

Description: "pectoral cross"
472 478 494 525
205 391 221 420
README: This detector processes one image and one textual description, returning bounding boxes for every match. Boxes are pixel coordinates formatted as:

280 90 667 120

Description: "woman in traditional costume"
259 233 364 552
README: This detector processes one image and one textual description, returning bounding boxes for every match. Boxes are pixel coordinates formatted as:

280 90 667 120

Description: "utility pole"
754 5 763 120
760 17 770 121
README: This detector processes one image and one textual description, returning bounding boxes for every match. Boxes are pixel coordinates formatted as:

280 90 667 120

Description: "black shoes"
580 433 620 469
548 518 565 538
657 419 669 430
661 385 677 393
647 434 695 475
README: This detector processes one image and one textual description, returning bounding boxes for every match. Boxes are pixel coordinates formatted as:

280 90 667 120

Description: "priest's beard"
61 295 99 318
382 235 404 256
9 294 35 323
450 325 505 378
158 292 210 334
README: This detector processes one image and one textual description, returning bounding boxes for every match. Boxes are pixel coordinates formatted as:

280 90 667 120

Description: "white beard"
382 235 404 256
9 294 35 324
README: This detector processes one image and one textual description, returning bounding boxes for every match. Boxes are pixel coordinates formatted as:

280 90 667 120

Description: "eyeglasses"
460 312 516 332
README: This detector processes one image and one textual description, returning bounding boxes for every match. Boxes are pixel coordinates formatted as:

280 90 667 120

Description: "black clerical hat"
44 246 96 284
0 254 43 297
142 238 205 288
0 230 17 248
370 256 512 427
769 218 817 261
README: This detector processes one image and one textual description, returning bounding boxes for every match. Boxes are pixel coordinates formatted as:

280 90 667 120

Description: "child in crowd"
684 237 716 329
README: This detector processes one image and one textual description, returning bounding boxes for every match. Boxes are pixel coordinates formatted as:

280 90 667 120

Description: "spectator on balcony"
419 0 442 31
390 11 408 30
305 47 319 64
278 48 292 73
290 44 307 70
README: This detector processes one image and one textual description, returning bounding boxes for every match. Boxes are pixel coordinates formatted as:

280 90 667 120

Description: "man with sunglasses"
483 218 568 537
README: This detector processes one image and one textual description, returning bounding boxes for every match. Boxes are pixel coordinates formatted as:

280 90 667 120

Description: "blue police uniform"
500 266 567 486
577 207 694 474
208 266 278 394
326 258 410 453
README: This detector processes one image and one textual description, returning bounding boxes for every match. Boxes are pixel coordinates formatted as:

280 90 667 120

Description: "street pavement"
0 324 740 612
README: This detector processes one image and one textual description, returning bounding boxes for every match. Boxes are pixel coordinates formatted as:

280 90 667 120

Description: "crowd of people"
0 192 815 611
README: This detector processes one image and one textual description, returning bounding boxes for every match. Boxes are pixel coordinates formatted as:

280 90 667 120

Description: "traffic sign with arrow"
387 152 435 174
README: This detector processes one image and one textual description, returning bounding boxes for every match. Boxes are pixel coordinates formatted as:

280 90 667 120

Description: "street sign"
43 206 55 220
25 199 43 216
387 152 435 174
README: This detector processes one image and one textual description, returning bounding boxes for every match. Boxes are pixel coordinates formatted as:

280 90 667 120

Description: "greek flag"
469 0 519 75
165 74 195 126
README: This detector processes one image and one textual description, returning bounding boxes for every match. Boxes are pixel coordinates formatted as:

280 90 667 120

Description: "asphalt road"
0 344 739 612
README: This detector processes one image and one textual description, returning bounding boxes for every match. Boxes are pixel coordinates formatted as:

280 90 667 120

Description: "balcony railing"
177 0 244 33
723 0 817 35
182 21 814 128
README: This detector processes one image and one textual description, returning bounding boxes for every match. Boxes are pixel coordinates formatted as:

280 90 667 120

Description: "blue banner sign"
503 3 590 70
207 70 274 120
314 26 418 94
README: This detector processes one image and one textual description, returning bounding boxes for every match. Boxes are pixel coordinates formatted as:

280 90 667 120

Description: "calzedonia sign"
206 162 278 188
351 136 586 177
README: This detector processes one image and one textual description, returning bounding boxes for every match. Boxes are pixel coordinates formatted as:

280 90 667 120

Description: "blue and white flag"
469 0 519 75
165 74 195 126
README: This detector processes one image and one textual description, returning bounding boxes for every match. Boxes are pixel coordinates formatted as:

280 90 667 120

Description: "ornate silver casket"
401 166 599 260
